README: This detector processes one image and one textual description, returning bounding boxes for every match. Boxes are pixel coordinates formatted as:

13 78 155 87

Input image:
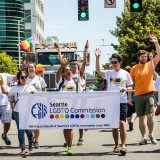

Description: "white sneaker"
148 135 157 145
77 139 84 146
139 138 147 145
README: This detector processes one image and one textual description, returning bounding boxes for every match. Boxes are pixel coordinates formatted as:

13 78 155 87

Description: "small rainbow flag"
19 35 39 52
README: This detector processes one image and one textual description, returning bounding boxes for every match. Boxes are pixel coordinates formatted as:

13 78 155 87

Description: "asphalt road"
0 116 160 160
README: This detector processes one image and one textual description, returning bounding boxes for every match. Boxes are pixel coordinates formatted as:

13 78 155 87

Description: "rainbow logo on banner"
19 36 39 52
49 114 105 119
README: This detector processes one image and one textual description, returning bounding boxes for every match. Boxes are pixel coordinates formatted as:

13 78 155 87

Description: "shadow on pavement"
99 130 112 132
26 151 117 157
102 142 139 147
0 146 19 150
130 149 160 154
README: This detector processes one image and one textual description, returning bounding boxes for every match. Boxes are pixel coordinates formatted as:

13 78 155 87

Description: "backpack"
58 77 78 92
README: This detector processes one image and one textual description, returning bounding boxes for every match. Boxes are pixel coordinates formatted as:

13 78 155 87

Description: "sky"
44 0 125 74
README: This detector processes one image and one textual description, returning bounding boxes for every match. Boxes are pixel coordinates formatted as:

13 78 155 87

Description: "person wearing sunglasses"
56 64 82 155
26 62 47 149
95 49 133 156
0 71 36 155
55 41 88 146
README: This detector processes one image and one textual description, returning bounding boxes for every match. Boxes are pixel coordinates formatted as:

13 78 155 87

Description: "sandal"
113 146 120 153
120 148 127 156
28 141 33 151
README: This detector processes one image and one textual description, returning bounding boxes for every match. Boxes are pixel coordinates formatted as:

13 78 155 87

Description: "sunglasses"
70 63 77 67
20 76 27 80
65 68 72 72
111 61 118 64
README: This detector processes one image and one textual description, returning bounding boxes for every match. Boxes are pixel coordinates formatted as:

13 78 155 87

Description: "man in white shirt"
95 50 133 156
0 61 14 145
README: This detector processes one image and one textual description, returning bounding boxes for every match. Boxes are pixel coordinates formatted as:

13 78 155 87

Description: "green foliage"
110 0 160 71
0 52 18 74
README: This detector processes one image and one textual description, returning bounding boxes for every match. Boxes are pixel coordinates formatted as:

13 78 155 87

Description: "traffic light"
78 0 89 21
130 0 142 12
95 72 99 77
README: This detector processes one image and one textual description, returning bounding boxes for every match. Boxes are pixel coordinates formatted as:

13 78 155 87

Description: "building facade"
0 0 46 59
0 0 25 58
24 0 46 44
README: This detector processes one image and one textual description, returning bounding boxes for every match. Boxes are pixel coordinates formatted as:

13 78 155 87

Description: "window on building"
24 0 30 3
24 10 31 23
25 29 32 39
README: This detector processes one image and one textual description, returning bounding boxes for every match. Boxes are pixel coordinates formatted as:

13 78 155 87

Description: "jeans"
13 111 33 148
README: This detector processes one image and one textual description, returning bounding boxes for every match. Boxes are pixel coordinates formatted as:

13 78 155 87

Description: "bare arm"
95 48 105 78
149 54 158 80
80 40 88 77
127 85 133 106
149 35 160 64
0 75 8 94
54 43 67 65
56 65 64 83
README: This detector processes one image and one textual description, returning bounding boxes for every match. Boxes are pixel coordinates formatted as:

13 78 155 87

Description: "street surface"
0 116 160 160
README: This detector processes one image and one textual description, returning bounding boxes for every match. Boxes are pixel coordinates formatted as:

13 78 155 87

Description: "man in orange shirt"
130 35 160 145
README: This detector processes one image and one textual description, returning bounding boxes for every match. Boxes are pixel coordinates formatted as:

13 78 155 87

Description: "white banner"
19 91 120 129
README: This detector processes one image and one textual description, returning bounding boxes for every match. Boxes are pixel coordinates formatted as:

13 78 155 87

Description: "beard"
139 59 147 64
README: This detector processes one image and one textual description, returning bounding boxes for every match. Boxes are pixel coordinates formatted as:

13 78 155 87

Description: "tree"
0 52 18 74
110 0 160 70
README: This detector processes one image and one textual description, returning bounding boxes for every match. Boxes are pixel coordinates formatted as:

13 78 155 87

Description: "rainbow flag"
19 36 39 52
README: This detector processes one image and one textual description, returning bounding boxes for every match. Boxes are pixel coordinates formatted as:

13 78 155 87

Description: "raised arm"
95 48 105 78
54 43 67 65
149 35 160 64
149 53 158 80
80 40 89 77
0 75 8 94
56 65 64 84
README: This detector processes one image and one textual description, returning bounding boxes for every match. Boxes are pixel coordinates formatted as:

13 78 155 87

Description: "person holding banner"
55 42 88 146
26 62 47 149
56 63 82 155
0 71 36 155
95 51 133 156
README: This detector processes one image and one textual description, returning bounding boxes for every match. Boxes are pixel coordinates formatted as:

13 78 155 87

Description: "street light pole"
18 13 36 69
99 39 112 47
18 20 21 69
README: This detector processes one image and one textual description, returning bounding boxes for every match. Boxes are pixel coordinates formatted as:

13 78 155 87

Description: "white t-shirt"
57 77 82 92
104 69 133 103
9 84 36 112
71 73 84 91
0 73 14 106
154 76 160 105
26 75 47 92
